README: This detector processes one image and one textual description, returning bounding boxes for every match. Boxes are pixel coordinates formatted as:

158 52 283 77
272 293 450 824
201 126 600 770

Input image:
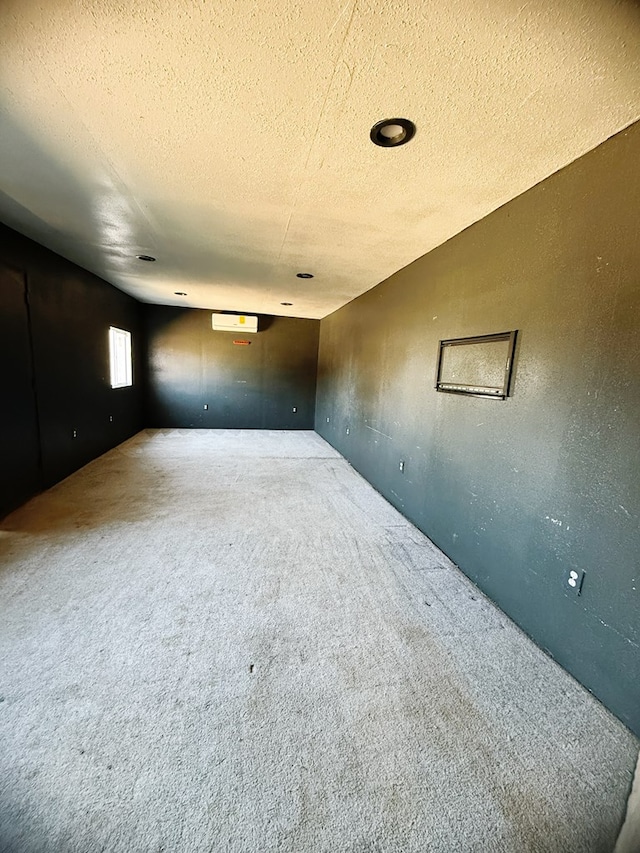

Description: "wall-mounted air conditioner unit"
211 313 258 333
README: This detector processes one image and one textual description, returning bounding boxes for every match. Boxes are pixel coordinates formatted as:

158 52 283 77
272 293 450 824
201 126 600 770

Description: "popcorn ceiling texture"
0 0 639 318
0 429 637 852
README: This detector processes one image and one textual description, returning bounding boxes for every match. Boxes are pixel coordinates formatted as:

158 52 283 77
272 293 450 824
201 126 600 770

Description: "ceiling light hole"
370 118 416 148
136 254 156 262
296 272 314 279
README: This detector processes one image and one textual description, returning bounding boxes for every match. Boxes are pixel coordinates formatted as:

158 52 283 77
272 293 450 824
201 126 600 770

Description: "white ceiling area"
1 0 639 319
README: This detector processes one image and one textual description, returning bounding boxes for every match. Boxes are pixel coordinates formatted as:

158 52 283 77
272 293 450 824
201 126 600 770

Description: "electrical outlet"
566 569 585 596
203 404 208 410
346 427 350 435
292 407 297 413
399 460 405 472
326 417 330 423
109 415 113 422
72 429 77 438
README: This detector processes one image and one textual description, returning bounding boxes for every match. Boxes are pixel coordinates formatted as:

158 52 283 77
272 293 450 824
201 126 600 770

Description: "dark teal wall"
0 224 143 517
145 306 319 429
315 123 640 735
0 261 40 515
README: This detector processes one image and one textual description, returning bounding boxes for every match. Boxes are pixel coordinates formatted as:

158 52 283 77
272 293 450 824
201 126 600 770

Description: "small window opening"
109 327 132 388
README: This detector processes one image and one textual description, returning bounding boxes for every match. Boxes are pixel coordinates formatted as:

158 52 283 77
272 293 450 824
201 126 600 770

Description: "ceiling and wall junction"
1 0 639 318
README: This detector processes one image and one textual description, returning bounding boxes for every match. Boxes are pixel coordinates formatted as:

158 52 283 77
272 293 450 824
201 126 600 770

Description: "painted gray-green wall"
145 306 319 429
315 122 640 735
0 223 143 518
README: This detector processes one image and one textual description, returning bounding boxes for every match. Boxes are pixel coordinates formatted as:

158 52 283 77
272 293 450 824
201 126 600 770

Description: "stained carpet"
0 429 637 852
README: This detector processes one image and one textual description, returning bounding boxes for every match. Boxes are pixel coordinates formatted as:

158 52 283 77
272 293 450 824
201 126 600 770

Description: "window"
109 326 132 388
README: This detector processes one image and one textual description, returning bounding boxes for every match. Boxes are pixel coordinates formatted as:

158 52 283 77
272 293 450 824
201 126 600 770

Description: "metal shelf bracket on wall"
435 330 518 399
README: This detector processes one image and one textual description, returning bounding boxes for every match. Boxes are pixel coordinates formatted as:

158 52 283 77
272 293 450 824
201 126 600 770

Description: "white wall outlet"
566 569 585 596
399 461 405 472
203 404 208 410
292 407 297 413
346 427 350 435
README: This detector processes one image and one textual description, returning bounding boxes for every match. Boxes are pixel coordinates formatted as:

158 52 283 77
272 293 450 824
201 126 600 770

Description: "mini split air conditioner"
211 313 258 333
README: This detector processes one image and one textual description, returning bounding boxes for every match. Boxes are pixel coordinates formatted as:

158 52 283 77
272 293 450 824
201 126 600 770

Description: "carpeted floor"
0 429 637 853
615 754 640 853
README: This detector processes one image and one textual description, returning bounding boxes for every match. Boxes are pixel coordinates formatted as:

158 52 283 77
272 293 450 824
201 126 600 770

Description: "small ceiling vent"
212 313 258 333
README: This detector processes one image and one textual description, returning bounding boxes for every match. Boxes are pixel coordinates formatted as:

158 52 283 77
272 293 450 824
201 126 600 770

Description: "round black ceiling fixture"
296 272 314 279
280 302 293 306
136 254 156 262
174 291 187 296
370 118 416 148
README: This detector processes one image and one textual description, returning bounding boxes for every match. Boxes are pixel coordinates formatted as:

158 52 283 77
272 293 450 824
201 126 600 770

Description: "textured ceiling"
1 0 639 319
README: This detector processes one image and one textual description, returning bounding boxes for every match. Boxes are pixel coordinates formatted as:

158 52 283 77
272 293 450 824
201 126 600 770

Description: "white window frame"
109 326 133 389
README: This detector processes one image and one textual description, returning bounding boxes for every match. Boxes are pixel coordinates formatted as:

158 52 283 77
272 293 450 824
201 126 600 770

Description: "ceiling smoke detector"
370 118 416 148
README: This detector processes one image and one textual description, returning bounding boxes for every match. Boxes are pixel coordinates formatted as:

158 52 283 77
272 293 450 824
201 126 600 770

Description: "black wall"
0 262 40 514
145 306 319 428
316 123 640 735
0 224 143 517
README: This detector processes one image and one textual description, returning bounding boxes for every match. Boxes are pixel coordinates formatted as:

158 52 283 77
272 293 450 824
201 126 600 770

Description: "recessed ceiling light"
296 272 314 279
136 254 156 262
281 302 293 306
174 291 187 296
370 118 416 148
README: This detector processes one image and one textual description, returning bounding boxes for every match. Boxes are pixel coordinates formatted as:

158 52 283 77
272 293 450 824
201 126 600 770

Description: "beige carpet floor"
615 754 640 853
0 429 638 852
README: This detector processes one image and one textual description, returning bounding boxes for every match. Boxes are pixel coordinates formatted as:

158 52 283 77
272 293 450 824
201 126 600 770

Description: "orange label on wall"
233 340 251 346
